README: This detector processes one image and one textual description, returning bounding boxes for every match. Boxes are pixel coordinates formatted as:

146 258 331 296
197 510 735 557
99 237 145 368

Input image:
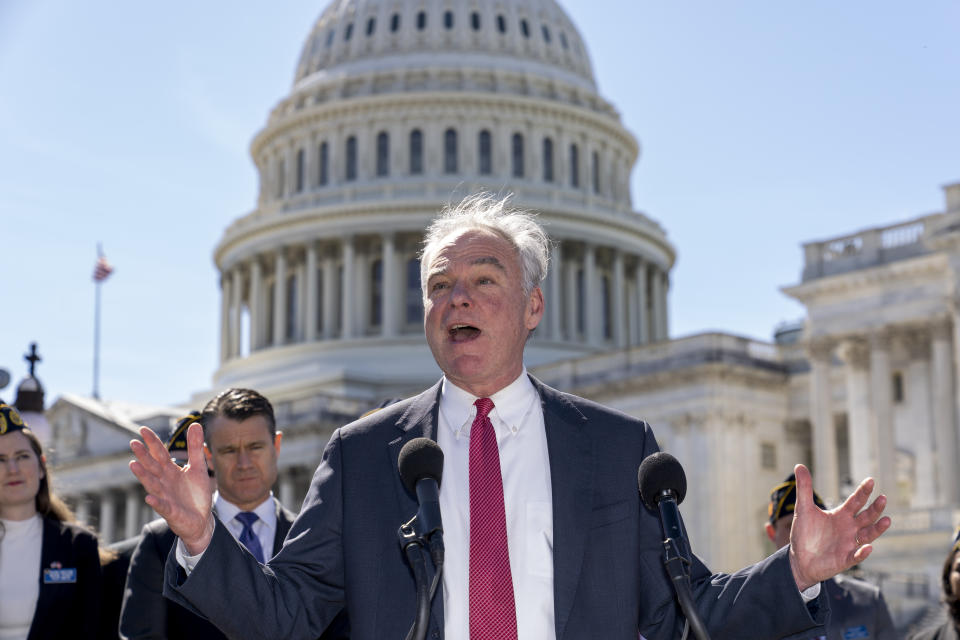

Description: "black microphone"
638 452 711 640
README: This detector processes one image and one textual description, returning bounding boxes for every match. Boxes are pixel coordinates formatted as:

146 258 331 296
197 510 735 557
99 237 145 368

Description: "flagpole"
93 243 103 400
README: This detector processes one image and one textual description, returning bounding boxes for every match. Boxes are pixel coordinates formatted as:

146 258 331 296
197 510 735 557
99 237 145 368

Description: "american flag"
93 255 114 282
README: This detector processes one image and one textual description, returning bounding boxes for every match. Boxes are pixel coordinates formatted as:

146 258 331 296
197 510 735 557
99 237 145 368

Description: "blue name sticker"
43 568 77 584
843 626 870 639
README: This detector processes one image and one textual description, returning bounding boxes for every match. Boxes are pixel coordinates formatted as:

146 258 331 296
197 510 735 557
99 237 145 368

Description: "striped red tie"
469 397 518 640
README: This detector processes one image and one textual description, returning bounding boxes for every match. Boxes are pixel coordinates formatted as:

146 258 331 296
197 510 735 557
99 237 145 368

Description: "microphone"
638 452 711 640
397 438 444 640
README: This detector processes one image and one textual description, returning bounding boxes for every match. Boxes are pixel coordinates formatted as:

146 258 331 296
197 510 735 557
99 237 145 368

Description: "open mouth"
449 324 481 342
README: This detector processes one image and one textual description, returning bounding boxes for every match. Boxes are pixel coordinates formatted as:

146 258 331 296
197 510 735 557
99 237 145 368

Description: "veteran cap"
0 401 27 436
167 410 201 453
768 473 827 524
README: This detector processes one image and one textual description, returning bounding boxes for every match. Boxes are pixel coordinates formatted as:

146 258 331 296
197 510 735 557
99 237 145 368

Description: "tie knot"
474 397 494 420
236 512 259 528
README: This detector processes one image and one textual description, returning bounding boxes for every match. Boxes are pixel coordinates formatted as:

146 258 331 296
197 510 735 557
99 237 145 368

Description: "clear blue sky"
2 1 957 407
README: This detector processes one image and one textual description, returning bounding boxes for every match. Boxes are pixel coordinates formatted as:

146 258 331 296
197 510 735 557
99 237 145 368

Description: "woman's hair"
942 545 960 623
18 427 75 522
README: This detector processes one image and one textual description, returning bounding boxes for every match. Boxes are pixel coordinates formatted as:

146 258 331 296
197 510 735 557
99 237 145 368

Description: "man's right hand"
130 423 215 555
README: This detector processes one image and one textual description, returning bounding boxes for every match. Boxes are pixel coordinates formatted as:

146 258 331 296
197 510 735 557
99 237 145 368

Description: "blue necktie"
236 512 265 563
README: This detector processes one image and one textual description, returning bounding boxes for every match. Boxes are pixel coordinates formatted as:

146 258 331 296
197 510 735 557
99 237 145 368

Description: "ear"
525 286 545 330
273 431 283 454
764 522 776 543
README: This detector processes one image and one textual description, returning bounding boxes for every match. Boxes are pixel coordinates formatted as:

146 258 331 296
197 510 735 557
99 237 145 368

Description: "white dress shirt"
0 515 42 640
437 370 555 640
178 492 278 570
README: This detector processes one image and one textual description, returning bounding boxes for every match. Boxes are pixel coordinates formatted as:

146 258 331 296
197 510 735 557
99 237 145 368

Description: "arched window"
591 150 600 194
295 148 305 192
344 23 354 41
444 129 458 174
366 17 376 36
520 19 530 38
406 258 423 324
541 24 551 43
569 143 579 188
497 14 507 33
376 131 389 177
416 11 427 30
478 130 492 175
390 13 400 31
286 274 298 341
370 259 383 328
511 133 524 178
409 129 423 174
345 136 357 181
275 158 285 198
542 137 554 183
471 12 480 30
444 11 454 29
318 141 329 186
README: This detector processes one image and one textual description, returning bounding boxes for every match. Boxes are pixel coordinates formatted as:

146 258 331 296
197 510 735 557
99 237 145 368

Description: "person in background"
766 473 896 639
0 401 101 639
908 532 960 640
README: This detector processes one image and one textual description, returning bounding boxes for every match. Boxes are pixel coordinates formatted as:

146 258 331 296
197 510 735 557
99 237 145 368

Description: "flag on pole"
93 254 114 282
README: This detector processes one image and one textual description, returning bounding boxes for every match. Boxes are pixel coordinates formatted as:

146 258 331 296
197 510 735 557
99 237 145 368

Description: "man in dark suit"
765 474 897 640
131 194 891 639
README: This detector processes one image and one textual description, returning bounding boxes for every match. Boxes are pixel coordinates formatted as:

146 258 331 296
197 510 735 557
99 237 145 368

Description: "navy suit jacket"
165 376 829 639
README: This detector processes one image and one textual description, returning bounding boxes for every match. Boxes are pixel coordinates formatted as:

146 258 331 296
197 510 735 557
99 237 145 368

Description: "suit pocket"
590 500 632 529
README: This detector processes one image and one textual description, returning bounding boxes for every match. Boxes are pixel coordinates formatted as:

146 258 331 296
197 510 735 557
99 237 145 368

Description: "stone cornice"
781 252 948 302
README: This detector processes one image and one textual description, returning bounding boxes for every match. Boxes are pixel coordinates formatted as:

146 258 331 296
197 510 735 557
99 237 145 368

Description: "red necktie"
469 398 518 640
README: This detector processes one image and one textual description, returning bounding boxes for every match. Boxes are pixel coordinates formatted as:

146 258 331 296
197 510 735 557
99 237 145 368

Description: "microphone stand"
399 515 438 640
657 497 711 640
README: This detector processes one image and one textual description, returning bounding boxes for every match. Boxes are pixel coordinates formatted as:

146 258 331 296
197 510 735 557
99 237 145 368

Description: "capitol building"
20 0 960 629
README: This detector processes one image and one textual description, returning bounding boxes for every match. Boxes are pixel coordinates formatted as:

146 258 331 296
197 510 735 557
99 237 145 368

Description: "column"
583 244 600 346
285 144 296 197
808 338 840 505
931 317 958 504
305 134 317 191
75 495 91 528
322 252 337 339
100 490 116 543
612 250 626 348
230 268 242 358
305 243 318 342
249 259 262 351
382 233 398 338
341 236 356 338
903 329 937 508
635 260 649 344
564 257 578 341
839 339 872 487
273 248 287 346
219 274 231 363
125 486 141 538
869 330 896 502
660 272 670 340
651 265 665 341
548 242 562 340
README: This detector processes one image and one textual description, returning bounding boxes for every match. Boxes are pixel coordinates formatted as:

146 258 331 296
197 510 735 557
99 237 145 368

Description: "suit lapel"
272 499 294 556
532 376 594 640
27 518 59 640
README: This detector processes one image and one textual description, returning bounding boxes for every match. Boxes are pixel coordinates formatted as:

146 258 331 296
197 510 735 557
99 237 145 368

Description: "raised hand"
129 422 216 555
788 463 891 591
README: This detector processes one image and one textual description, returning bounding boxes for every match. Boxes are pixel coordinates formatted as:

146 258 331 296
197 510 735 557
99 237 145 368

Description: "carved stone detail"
838 338 870 369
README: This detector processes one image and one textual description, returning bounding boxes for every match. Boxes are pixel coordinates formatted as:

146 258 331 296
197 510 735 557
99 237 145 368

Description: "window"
471 12 480 30
478 130 492 175
542 137 554 183
366 17 376 36
520 19 530 38
417 11 426 30
511 133 524 178
376 131 389 177
345 136 357 181
560 32 568 49
444 10 453 29
318 141 329 186
601 274 612 339
406 258 423 324
275 159 285 198
541 24 551 43
326 30 335 47
496 14 506 33
409 129 423 174
569 143 579 187
892 372 905 403
761 442 777 470
444 128 458 174
370 259 383 327
286 274 298 341
390 13 400 31
344 23 353 41
591 150 600 194
315 267 324 334
295 148 305 192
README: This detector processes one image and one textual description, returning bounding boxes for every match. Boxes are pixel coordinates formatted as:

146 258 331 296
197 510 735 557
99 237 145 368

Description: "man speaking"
130 194 891 639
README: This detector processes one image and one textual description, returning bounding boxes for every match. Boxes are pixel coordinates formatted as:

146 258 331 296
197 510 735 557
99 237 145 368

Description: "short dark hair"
942 546 960 624
200 388 276 439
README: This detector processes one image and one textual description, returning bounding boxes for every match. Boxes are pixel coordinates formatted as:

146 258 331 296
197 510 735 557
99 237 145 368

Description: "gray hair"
420 193 550 297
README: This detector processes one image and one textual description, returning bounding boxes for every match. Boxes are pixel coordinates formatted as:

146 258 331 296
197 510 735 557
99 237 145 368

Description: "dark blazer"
27 517 102 640
120 498 295 640
101 535 141 640
821 574 897 640
165 377 829 639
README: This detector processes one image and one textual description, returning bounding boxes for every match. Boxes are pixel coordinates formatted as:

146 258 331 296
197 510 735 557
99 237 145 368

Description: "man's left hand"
788 463 891 591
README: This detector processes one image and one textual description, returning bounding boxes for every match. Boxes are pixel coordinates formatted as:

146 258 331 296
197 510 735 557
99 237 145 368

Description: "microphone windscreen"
398 437 444 495
638 452 687 510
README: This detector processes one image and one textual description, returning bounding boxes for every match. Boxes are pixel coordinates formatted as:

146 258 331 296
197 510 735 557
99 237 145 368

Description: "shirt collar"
440 370 538 439
214 491 277 531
